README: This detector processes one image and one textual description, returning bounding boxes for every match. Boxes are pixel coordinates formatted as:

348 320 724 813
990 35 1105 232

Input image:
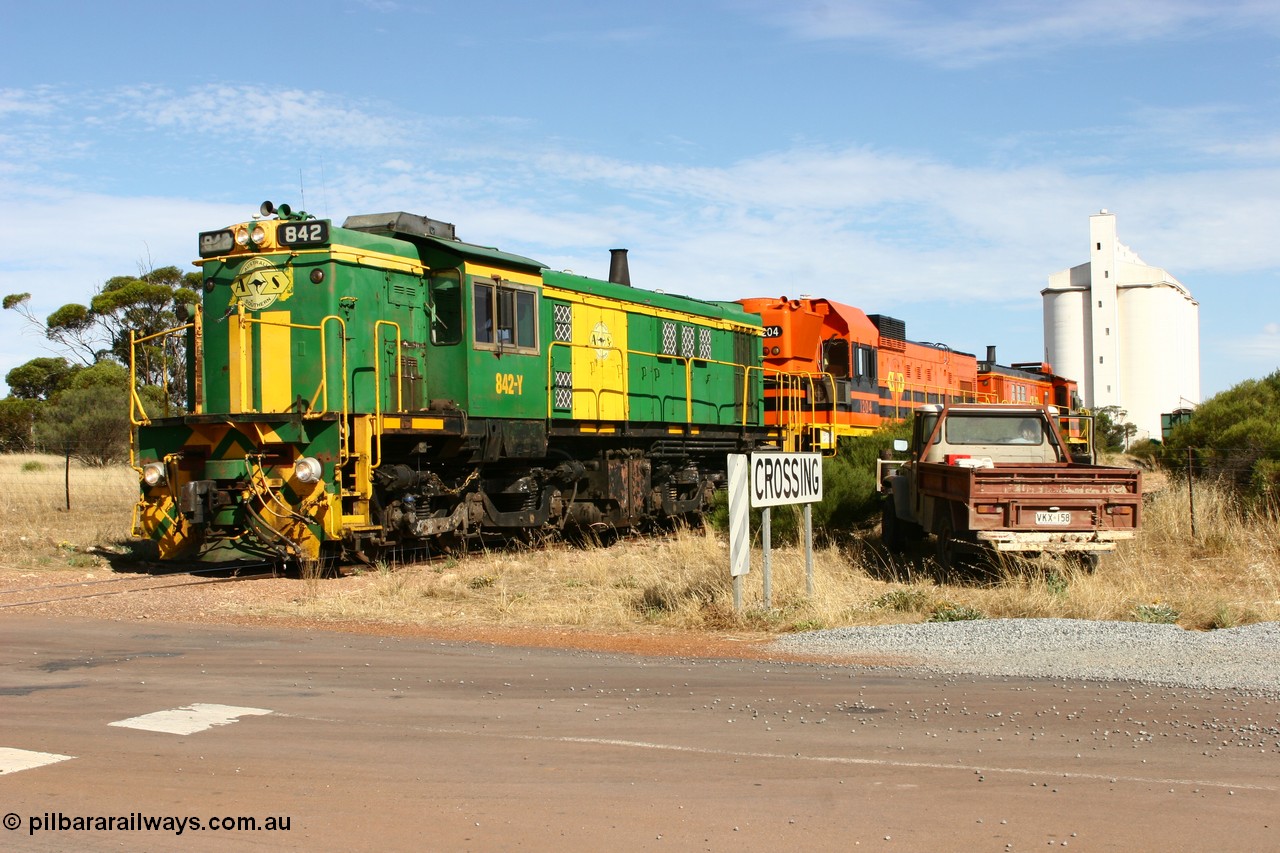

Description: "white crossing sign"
727 452 824 612
749 452 823 508
727 455 751 579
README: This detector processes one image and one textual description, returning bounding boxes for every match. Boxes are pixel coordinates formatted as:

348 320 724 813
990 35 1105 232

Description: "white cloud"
747 0 1280 67
1223 323 1280 361
107 85 415 150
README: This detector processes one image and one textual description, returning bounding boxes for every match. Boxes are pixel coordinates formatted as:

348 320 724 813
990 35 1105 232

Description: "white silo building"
1042 210 1200 443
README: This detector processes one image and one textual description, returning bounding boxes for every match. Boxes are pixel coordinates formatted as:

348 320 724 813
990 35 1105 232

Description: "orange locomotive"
736 296 1078 448
975 349 1078 410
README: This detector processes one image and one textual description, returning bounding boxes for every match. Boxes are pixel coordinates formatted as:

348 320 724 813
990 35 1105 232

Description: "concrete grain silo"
1042 211 1200 443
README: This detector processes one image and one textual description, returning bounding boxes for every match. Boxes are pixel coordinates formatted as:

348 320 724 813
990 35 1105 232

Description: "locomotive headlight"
250 225 267 245
235 226 250 247
294 456 323 484
142 463 167 487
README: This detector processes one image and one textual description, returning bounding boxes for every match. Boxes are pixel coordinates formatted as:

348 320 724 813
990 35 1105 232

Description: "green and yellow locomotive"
131 203 775 567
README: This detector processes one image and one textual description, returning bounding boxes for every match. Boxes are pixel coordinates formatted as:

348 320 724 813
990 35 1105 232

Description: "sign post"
726 455 751 612
727 452 823 613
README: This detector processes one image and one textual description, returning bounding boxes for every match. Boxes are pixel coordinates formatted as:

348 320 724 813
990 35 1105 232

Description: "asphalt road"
1 615 1276 851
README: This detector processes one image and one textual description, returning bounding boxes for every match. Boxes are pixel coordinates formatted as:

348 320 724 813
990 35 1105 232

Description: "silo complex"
1043 211 1200 443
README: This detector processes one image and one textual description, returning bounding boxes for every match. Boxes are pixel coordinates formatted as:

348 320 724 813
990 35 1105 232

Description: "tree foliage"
0 397 40 453
5 265 199 409
34 362 135 466
1162 370 1280 502
3 264 198 463
1092 405 1137 452
5 357 79 400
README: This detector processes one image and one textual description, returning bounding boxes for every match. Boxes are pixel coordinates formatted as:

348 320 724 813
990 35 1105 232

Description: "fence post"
1187 445 1196 542
64 443 71 512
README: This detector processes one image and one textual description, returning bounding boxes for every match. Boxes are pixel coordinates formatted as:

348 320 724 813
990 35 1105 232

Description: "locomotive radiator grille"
553 303 573 342
553 371 574 411
661 321 677 355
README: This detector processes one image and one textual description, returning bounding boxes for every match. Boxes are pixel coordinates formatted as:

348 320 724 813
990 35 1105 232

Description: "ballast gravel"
771 619 1280 695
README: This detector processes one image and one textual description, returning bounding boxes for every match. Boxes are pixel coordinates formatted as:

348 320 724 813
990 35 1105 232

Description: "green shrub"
1133 602 1180 624
1162 370 1280 503
871 588 933 612
927 601 986 622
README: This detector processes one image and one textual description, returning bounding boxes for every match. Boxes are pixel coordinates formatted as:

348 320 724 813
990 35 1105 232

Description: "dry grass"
0 453 139 573
2 454 1277 633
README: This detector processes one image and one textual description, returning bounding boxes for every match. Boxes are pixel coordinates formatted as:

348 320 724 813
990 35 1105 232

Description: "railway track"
0 564 277 610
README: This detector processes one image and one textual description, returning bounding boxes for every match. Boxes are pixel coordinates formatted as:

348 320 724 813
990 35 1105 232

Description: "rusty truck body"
879 403 1141 569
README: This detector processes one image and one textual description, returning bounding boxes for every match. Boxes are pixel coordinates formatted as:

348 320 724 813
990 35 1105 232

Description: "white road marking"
0 747 74 775
108 703 272 735
276 712 1280 793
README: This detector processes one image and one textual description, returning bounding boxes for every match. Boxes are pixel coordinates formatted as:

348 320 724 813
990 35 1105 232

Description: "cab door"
467 274 544 419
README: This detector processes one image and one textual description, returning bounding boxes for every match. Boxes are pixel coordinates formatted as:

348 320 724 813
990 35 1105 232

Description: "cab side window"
473 277 539 353
429 270 461 345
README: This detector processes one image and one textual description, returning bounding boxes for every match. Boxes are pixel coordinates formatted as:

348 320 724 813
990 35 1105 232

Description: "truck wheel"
1071 552 1100 573
935 515 960 571
881 497 906 554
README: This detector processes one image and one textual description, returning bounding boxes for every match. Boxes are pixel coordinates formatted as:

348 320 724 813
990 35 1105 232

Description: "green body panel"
538 271 764 427
459 272 549 419
198 225 431 418
191 221 764 427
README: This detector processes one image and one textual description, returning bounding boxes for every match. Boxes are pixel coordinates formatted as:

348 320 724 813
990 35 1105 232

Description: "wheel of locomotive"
881 496 906 554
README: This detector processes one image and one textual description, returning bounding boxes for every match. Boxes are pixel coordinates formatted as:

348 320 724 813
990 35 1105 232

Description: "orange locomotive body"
975 353 1078 410
737 296 1077 445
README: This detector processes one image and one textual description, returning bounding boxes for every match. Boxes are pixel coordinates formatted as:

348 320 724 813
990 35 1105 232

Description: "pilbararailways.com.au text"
9 811 291 836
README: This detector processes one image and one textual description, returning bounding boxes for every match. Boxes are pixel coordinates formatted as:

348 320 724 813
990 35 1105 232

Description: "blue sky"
2 0 1278 400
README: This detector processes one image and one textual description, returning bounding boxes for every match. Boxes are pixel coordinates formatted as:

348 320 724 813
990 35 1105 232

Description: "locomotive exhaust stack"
608 249 631 286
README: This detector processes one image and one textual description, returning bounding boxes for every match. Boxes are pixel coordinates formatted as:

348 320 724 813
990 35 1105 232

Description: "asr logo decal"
590 321 613 360
230 257 293 311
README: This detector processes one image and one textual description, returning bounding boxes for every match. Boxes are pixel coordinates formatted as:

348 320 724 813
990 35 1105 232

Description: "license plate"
1035 511 1072 525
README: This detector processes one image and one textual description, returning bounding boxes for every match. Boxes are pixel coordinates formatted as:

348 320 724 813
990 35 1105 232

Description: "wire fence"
0 447 137 516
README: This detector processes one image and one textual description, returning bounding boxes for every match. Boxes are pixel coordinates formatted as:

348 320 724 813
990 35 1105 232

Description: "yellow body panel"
258 311 292 412
570 302 628 420
383 416 445 430
227 314 249 413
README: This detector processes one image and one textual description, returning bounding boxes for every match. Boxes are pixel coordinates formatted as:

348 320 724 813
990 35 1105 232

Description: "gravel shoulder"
771 618 1280 695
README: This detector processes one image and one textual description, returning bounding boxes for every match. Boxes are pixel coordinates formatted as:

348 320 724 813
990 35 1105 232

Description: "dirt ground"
0 567 846 663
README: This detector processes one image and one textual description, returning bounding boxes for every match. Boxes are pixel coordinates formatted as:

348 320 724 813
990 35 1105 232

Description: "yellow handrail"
371 320 402 470
544 341 630 421
232 312 349 419
129 321 198 427
545 342 763 427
